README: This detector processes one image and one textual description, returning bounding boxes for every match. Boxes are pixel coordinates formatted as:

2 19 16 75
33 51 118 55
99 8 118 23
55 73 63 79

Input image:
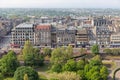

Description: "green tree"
14 66 39 80
51 47 64 65
43 47 52 56
76 60 85 70
34 48 44 66
77 70 85 80
24 74 28 80
22 40 34 66
91 44 99 55
86 66 100 80
84 64 90 74
51 46 73 72
103 48 112 55
91 72 101 80
65 46 73 58
0 73 4 80
51 64 62 73
62 59 76 72
100 66 108 80
22 41 44 66
51 47 72 65
89 55 102 67
111 49 120 55
0 50 19 76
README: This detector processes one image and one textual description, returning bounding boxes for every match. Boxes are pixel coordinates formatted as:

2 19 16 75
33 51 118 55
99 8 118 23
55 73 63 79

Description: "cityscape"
0 0 120 80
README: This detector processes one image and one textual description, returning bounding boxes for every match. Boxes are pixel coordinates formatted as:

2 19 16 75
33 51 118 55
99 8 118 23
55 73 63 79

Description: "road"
107 60 120 80
114 60 120 80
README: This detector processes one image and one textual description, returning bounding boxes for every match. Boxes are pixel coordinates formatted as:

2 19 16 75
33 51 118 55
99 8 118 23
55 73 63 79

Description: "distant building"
56 27 76 47
51 27 57 48
11 23 35 47
75 28 89 47
35 24 51 47
94 17 112 26
93 26 111 47
110 32 120 47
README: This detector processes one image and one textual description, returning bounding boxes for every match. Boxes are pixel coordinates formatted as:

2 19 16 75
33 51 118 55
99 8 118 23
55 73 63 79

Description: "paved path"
109 60 120 80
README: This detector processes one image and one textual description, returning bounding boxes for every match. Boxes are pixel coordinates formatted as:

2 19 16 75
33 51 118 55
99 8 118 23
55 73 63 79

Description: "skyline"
0 0 120 8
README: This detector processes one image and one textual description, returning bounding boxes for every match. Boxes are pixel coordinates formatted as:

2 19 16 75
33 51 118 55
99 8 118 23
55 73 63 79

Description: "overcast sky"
0 0 120 8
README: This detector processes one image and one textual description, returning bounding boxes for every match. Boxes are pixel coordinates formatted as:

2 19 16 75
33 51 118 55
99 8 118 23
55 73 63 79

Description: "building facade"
94 26 111 47
75 28 89 47
56 28 76 46
35 24 51 47
110 32 120 47
11 23 35 47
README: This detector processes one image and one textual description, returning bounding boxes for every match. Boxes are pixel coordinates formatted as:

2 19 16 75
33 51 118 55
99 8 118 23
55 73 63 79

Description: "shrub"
14 66 39 80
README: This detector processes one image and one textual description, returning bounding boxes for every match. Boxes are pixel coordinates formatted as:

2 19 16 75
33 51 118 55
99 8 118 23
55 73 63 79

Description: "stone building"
56 27 76 47
35 24 51 47
75 28 89 47
11 23 35 47
110 32 120 47
93 26 111 47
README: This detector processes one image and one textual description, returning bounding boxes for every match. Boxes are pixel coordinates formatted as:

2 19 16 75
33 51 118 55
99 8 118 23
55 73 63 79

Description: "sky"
0 0 120 8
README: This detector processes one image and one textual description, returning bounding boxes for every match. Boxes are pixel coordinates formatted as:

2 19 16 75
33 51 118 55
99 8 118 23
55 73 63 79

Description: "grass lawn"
36 63 51 80
103 61 116 69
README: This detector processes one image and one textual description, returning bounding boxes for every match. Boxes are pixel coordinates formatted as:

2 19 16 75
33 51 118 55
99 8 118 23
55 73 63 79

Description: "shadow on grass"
36 63 51 72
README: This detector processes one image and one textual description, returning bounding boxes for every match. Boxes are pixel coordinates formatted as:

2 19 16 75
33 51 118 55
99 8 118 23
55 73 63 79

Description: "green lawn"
103 61 116 69
37 63 51 80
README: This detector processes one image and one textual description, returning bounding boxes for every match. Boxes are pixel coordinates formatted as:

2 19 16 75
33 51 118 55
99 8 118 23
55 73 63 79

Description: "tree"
86 66 101 80
22 40 34 66
14 66 39 80
0 73 4 80
103 48 112 55
90 71 101 80
100 66 108 80
22 41 44 66
77 70 85 80
62 59 76 72
111 49 120 55
24 74 28 80
0 50 19 76
51 64 62 73
51 46 73 72
84 64 90 74
34 48 44 66
51 47 64 65
51 47 72 65
65 46 73 59
89 55 102 67
43 47 52 56
76 60 85 70
91 44 99 55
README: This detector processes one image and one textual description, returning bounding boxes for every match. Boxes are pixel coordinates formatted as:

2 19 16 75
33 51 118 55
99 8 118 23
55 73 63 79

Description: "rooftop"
16 23 34 28
36 24 51 30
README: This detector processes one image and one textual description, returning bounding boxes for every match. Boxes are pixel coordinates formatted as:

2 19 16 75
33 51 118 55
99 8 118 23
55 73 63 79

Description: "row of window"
112 36 120 38
97 35 109 37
